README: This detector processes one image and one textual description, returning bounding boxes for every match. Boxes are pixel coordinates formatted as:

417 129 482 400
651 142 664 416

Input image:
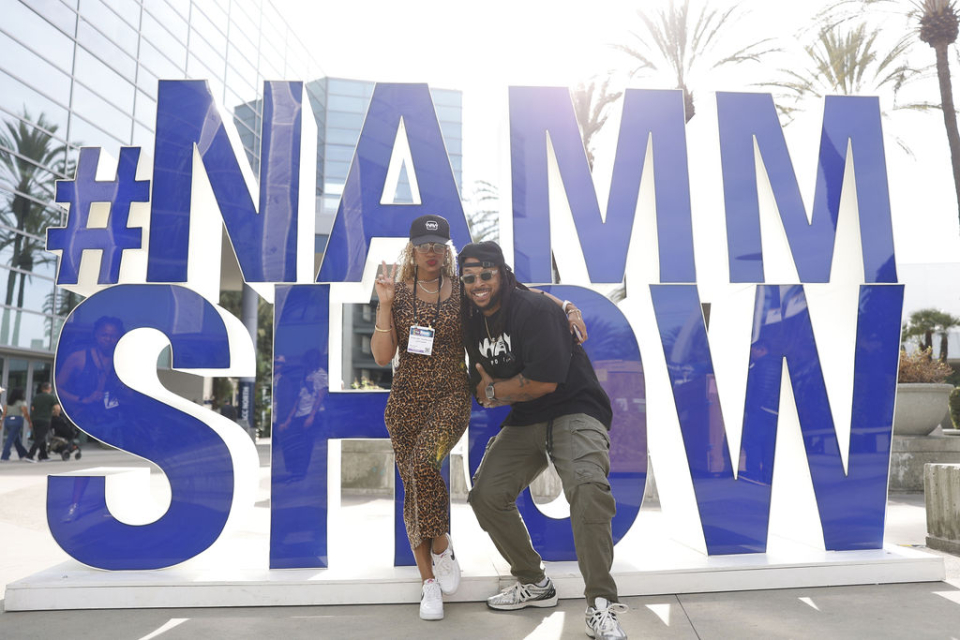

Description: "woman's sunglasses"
460 270 497 285
414 242 448 254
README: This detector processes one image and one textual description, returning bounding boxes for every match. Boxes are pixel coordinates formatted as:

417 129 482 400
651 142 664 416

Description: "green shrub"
951 388 960 429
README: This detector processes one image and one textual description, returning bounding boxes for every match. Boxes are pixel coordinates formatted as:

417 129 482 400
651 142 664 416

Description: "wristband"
562 300 572 313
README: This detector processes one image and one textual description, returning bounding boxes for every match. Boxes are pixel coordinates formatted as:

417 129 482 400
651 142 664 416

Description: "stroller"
49 415 82 461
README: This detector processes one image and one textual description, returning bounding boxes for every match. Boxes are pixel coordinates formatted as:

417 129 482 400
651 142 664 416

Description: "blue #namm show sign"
44 81 902 571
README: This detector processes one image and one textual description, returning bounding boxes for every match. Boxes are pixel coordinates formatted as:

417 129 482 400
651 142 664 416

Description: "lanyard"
413 271 443 328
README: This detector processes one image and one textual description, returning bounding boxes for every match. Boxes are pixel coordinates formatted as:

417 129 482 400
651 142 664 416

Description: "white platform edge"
4 544 944 611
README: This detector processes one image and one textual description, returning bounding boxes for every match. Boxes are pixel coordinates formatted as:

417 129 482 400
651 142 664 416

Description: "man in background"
27 382 57 461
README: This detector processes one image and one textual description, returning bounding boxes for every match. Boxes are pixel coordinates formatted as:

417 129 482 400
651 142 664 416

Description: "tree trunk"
934 43 960 226
12 270 26 346
0 267 17 344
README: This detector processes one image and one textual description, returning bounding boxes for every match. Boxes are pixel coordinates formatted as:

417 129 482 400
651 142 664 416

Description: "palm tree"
824 0 960 225
917 0 960 223
903 307 960 361
571 77 623 170
615 0 779 122
464 180 500 243
0 110 69 345
768 21 929 151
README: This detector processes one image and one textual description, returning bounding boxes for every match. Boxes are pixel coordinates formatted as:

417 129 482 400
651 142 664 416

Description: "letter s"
50 284 255 570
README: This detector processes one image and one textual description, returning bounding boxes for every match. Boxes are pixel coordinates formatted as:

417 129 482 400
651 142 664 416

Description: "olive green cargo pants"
468 413 618 606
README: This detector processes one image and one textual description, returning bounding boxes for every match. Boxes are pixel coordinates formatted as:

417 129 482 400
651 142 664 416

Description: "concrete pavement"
1 446 959 639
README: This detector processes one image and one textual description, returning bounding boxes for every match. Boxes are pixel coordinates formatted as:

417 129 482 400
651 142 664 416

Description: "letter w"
650 283 902 554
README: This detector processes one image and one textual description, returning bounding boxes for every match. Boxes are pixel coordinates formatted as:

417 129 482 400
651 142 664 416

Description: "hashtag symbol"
47 147 150 285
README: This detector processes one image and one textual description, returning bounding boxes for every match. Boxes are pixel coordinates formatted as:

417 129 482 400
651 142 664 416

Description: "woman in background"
1 387 32 462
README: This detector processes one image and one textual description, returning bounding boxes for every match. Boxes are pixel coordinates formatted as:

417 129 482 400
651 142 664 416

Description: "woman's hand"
375 261 397 306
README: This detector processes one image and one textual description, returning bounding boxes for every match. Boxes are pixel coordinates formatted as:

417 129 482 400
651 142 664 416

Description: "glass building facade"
0 1 463 399
0 0 322 397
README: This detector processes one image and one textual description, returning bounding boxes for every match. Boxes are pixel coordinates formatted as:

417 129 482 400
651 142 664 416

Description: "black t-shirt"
466 289 613 429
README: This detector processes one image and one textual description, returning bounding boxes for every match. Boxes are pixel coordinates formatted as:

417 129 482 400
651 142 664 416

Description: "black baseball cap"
409 215 451 245
458 241 507 270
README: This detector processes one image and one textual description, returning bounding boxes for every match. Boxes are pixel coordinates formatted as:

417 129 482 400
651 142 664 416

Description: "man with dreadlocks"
458 241 628 640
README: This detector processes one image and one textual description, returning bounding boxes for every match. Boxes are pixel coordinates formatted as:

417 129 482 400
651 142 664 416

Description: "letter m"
510 87 696 284
717 93 896 283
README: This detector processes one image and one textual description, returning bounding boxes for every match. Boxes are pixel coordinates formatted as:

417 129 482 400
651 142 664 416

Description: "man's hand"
475 363 557 407
475 364 510 408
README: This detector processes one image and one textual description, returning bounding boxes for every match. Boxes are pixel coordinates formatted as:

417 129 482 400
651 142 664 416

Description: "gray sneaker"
585 597 628 639
486 578 558 610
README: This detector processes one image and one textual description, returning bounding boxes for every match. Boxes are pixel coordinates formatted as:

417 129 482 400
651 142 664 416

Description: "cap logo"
425 220 439 231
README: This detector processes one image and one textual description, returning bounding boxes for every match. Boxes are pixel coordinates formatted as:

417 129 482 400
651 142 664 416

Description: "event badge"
407 325 435 356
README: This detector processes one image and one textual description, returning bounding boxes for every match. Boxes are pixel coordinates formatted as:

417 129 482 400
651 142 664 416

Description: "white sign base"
4 499 943 611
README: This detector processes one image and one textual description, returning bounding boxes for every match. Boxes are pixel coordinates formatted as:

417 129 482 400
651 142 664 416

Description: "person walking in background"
459 241 628 640
1 387 31 462
26 382 57 462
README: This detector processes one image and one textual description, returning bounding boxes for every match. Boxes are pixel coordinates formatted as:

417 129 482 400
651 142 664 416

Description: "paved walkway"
1 446 959 639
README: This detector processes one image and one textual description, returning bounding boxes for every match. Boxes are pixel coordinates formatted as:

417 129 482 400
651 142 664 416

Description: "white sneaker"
486 578 558 610
419 578 443 621
430 533 461 595
585 597 628 639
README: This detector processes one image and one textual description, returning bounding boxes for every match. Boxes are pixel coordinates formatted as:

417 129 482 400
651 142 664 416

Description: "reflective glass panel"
71 83 132 143
0 265 57 317
327 95 367 113
0 30 72 106
6 2 76 72
326 111 364 130
326 128 360 146
0 308 55 351
76 20 137 80
80 0 139 57
74 46 135 112
68 112 127 149
140 11 186 70
0 73 71 135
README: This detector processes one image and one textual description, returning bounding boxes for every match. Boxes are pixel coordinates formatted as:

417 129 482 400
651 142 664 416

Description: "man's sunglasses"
414 242 448 254
460 270 497 285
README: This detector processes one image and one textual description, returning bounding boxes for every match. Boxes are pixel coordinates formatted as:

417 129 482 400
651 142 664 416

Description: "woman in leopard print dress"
371 215 470 620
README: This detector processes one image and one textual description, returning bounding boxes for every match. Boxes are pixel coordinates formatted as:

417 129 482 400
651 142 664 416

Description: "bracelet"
374 325 392 333
562 300 572 313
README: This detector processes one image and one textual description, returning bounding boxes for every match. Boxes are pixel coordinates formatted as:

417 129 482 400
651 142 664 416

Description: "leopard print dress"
384 277 471 550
